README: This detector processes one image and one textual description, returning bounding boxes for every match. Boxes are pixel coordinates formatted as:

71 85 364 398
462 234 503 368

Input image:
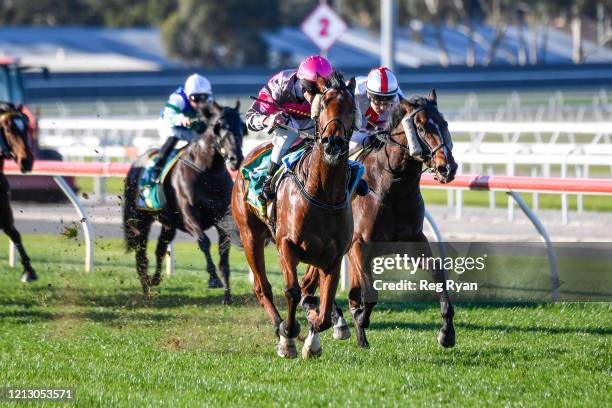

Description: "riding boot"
259 161 280 203
356 179 369 196
152 136 178 183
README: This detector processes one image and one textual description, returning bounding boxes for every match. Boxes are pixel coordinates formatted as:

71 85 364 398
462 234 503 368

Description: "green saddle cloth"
137 148 185 210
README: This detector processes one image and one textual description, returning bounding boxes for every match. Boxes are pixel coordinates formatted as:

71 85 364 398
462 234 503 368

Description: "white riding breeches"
349 130 371 153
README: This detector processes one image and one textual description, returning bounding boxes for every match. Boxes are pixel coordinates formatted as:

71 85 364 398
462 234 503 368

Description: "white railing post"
507 191 559 302
507 160 515 223
455 162 463 219
53 176 94 272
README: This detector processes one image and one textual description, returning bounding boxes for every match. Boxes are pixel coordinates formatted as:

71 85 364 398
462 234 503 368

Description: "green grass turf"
1 234 610 406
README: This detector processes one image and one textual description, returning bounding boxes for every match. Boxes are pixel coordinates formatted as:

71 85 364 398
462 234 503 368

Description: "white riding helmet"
184 73 212 96
366 67 399 98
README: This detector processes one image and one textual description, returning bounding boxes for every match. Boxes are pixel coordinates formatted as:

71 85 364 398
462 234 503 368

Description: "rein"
286 171 349 210
178 156 207 175
373 105 448 164
282 86 356 210
178 109 242 175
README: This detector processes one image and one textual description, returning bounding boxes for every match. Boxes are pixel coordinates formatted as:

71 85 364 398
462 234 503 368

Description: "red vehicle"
1 56 78 201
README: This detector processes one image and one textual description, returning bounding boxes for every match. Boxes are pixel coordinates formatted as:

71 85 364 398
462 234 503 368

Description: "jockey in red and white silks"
246 55 334 202
349 67 405 152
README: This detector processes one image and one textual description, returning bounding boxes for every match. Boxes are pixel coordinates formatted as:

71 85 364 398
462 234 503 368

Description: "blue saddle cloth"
241 146 365 216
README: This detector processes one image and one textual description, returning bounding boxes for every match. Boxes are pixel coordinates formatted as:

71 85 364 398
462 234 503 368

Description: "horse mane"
0 102 17 114
328 70 347 92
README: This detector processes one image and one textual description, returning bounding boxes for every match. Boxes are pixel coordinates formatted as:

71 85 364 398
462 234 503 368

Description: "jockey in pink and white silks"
349 67 408 153
246 55 334 203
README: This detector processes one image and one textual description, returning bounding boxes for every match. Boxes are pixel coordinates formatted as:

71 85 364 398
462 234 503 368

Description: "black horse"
0 102 36 282
123 102 244 302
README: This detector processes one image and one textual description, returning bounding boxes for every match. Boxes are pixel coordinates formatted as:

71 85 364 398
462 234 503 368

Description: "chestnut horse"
123 102 244 302
0 103 36 282
302 90 458 348
231 72 358 359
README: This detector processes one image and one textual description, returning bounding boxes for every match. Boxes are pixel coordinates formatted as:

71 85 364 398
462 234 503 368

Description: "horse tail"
216 208 243 250
123 158 147 253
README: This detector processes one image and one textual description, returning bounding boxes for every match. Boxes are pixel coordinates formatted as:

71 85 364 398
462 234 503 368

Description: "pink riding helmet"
297 55 333 82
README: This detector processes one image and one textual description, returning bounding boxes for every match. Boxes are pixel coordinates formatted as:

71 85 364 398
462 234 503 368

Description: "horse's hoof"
277 335 297 359
222 293 232 305
299 295 319 311
302 330 322 359
21 270 38 283
151 275 161 286
332 317 351 340
357 339 370 349
437 324 456 348
208 276 223 289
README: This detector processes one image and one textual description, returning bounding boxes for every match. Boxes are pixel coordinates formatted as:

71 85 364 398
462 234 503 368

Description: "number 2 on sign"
319 17 330 36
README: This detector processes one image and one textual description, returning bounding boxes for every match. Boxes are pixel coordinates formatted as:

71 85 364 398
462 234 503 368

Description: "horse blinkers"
404 107 449 164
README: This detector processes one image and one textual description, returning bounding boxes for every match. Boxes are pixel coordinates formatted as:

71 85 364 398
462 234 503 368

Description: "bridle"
404 105 451 161
0 111 29 159
375 104 451 165
311 87 359 144
283 86 358 210
180 108 244 174
211 109 243 159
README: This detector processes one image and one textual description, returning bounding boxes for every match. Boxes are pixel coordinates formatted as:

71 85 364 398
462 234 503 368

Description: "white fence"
37 118 612 224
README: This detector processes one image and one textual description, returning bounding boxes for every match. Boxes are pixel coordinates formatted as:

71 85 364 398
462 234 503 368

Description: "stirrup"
150 168 163 184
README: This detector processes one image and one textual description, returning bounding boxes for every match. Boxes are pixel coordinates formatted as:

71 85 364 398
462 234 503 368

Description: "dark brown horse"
302 90 458 349
123 102 244 302
231 72 358 359
0 103 36 282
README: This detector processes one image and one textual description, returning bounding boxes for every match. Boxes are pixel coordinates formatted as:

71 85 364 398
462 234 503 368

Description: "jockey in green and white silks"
152 73 213 182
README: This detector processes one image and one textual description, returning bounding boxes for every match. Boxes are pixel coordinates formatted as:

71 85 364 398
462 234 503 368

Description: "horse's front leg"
301 266 350 341
215 225 232 305
277 238 301 359
5 225 37 283
303 260 341 359
416 232 455 348
197 233 223 289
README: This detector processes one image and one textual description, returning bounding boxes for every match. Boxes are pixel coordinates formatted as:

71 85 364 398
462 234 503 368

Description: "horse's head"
400 90 457 183
0 103 34 173
310 71 358 165
209 100 244 171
